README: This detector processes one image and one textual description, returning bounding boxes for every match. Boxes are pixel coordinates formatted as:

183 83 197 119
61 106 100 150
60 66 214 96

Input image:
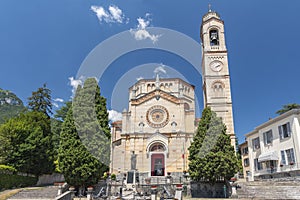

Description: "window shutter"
287 122 291 136
281 150 286 165
291 148 295 163
278 126 283 139
263 132 266 144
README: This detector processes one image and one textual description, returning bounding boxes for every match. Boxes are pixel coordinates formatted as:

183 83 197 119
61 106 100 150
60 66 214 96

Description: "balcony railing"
254 162 300 176
254 167 278 175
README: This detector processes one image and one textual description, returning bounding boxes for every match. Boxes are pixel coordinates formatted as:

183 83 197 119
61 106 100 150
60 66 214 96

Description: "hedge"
0 165 16 174
0 165 37 190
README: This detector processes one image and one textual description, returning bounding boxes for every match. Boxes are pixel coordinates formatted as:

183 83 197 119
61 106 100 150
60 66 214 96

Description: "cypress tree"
58 78 110 187
58 108 102 187
188 107 239 183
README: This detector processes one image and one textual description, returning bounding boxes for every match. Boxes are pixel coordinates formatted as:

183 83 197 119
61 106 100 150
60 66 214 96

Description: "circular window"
146 105 169 128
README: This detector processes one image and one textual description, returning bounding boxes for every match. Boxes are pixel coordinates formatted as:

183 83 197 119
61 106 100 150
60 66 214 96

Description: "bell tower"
201 8 236 147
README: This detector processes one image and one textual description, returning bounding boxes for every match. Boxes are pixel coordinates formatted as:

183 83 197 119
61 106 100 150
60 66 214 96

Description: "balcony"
254 163 300 177
254 167 278 176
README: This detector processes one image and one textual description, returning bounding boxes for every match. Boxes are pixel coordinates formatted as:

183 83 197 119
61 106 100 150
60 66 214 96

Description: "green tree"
54 101 72 121
28 83 52 117
72 78 110 167
58 78 110 187
276 103 300 115
58 106 103 187
188 107 239 184
0 111 55 176
51 101 72 160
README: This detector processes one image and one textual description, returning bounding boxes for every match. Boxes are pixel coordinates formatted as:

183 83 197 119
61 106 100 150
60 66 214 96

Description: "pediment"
131 89 179 106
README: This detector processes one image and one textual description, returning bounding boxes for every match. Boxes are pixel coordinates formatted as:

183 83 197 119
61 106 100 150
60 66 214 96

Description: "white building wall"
246 109 300 181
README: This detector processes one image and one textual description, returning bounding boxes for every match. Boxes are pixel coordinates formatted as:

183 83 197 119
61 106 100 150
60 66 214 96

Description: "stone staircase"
8 186 58 200
236 177 300 199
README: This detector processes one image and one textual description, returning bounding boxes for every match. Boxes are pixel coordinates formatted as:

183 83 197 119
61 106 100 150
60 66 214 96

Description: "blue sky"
1 0 300 143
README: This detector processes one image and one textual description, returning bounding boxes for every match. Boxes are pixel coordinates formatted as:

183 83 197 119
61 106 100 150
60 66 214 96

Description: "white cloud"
154 64 167 74
137 17 150 29
53 98 64 103
130 14 161 43
108 110 122 122
68 76 84 97
91 5 127 24
136 76 144 81
108 5 123 23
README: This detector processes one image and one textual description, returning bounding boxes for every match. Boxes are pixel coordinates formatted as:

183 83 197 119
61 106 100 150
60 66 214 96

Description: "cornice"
130 89 180 106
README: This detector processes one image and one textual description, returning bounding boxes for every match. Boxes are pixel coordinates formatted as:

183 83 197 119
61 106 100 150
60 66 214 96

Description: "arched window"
150 143 165 152
171 121 177 132
209 29 219 46
147 84 151 92
138 122 145 133
212 81 225 96
160 83 165 90
184 103 190 111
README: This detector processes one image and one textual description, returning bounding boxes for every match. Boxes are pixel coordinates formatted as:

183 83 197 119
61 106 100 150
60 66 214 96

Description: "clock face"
210 61 223 72
146 105 169 128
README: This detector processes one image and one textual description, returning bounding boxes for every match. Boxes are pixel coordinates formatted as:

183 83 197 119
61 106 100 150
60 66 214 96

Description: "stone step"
236 181 300 199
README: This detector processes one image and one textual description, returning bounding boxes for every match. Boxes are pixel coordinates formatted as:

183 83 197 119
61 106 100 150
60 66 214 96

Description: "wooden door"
151 154 165 176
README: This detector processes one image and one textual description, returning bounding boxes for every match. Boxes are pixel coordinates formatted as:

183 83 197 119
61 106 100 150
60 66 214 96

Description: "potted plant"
87 186 94 192
103 172 108 179
230 177 237 182
111 173 116 181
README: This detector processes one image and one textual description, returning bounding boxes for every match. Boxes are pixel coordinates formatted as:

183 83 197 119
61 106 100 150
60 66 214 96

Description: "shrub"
0 165 17 174
111 174 116 181
0 166 37 190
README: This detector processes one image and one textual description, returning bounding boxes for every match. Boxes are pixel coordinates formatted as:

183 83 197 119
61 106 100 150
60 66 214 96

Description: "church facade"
110 9 236 176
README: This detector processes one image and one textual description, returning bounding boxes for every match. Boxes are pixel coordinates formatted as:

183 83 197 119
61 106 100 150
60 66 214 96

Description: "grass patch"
0 189 22 200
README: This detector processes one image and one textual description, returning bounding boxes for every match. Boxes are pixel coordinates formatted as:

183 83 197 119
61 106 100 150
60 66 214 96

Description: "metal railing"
254 162 300 176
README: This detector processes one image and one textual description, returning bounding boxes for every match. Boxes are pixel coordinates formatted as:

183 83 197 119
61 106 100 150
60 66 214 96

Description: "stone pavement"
7 186 58 200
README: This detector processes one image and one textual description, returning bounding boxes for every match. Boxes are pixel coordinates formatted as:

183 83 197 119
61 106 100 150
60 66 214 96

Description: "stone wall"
190 181 230 198
36 173 65 186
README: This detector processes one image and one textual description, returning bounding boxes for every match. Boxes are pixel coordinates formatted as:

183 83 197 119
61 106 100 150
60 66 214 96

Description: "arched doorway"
150 143 166 176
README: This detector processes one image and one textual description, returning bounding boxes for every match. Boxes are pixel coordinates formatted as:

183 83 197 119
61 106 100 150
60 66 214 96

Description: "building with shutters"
245 109 300 181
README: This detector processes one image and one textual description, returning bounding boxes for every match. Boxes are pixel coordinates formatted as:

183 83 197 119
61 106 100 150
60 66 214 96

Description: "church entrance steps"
236 178 300 199
139 176 183 185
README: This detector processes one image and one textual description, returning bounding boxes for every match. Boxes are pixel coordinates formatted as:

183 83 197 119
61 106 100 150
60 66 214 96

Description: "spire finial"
208 4 212 12
155 72 160 89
